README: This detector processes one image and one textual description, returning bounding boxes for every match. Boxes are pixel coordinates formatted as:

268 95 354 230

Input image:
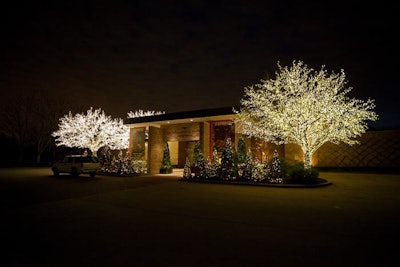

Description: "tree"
0 91 76 164
192 141 203 167
31 91 76 163
191 141 207 177
183 157 192 179
235 60 378 169
220 138 236 180
268 149 283 184
236 136 247 178
52 107 129 156
209 147 220 178
160 142 172 173
0 93 36 164
241 149 253 181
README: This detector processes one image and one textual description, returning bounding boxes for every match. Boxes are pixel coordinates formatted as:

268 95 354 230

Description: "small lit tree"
160 142 173 173
236 136 247 178
235 60 378 169
100 146 113 172
52 107 129 156
209 147 220 178
251 158 266 182
183 157 192 179
241 149 253 181
191 140 206 177
192 141 202 167
220 138 236 180
268 149 283 184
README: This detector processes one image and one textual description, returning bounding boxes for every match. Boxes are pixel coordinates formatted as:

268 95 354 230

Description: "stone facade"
147 126 164 174
127 114 399 173
313 130 400 168
284 130 400 169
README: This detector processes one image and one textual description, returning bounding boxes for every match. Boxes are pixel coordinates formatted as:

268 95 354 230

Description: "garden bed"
99 171 144 177
178 177 332 188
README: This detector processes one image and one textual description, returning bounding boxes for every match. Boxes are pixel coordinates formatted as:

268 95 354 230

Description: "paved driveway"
1 168 399 267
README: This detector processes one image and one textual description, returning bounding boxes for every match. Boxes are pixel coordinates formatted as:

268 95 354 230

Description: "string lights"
235 60 378 169
52 107 129 155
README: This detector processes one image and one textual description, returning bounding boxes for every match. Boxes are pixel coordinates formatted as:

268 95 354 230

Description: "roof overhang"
124 107 237 128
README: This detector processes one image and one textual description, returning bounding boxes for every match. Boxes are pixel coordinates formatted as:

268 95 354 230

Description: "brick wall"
143 124 399 173
313 130 400 168
163 122 200 141
284 130 400 169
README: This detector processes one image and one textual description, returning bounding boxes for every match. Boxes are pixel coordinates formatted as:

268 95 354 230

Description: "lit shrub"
132 160 147 174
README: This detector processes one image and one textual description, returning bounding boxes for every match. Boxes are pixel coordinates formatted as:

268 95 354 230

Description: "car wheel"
52 167 59 177
71 168 79 177
89 172 96 177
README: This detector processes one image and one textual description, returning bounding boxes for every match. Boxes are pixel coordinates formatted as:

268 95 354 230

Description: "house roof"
124 106 238 127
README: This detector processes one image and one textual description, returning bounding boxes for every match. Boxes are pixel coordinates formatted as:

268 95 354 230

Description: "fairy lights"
235 60 378 169
52 107 129 155
127 110 165 118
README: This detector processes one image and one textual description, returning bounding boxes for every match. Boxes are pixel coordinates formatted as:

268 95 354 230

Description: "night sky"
1 0 398 129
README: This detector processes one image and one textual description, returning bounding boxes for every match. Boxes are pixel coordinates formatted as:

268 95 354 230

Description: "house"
124 107 400 174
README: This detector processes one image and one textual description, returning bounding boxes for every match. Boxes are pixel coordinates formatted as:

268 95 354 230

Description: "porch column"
147 126 163 174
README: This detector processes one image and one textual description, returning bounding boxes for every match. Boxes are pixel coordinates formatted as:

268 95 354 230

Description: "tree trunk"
304 150 312 169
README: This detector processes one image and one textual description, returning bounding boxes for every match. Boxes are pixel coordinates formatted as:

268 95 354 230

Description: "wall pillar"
200 122 210 159
148 126 163 174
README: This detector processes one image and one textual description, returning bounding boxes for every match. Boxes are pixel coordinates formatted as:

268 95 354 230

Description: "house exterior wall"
284 130 400 169
313 130 400 168
162 122 200 168
128 127 146 160
163 122 200 142
250 139 284 163
147 126 163 174
130 120 400 173
201 122 210 159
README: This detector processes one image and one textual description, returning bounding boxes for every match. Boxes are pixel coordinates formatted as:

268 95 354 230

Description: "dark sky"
1 0 398 128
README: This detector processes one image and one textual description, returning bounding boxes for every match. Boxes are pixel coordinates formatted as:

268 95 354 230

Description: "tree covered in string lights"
241 149 253 181
52 107 129 156
235 60 378 169
192 141 202 167
269 149 283 183
220 137 236 180
183 157 192 179
236 136 247 178
251 158 266 182
209 147 220 178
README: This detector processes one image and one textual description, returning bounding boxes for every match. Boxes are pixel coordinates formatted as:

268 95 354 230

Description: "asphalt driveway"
1 168 399 267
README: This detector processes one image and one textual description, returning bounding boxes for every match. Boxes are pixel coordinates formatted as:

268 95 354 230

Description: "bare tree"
30 91 75 163
0 93 36 163
0 91 81 164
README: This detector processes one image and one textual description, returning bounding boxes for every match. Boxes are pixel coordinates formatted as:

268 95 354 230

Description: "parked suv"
52 155 101 177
